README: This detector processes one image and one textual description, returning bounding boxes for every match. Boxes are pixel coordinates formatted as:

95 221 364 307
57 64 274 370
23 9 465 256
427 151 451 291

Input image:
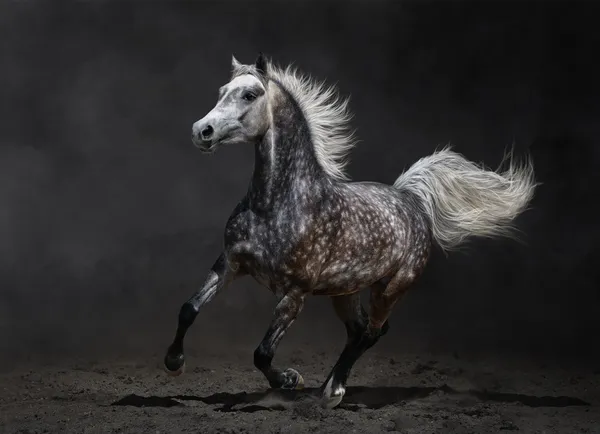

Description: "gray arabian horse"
164 54 536 408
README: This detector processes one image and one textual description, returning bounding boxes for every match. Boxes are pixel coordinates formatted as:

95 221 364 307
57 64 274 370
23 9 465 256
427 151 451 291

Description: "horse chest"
224 209 320 290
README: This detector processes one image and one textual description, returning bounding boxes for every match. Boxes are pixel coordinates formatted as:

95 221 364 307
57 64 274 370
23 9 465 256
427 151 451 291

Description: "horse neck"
247 88 329 212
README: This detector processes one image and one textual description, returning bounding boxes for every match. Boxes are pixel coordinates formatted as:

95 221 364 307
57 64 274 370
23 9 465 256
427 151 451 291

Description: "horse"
163 53 536 409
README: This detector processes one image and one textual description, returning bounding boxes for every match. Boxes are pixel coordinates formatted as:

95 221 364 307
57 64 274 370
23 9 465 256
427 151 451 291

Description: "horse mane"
233 59 357 181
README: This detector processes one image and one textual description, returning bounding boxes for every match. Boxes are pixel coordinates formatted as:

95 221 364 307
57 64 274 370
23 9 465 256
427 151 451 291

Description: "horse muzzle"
191 123 218 152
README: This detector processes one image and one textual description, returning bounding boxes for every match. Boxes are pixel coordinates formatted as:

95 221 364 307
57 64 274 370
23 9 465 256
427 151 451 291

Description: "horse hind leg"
320 273 412 408
320 293 370 408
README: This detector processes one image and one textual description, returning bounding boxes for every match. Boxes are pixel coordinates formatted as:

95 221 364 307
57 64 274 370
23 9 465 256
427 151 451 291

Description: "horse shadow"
111 384 590 413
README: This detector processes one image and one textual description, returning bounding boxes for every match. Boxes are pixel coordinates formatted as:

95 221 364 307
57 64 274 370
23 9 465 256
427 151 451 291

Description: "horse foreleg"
321 274 411 408
164 253 240 375
254 288 306 390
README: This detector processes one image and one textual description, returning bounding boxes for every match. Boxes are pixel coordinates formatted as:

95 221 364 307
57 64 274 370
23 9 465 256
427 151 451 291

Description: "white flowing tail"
393 146 536 251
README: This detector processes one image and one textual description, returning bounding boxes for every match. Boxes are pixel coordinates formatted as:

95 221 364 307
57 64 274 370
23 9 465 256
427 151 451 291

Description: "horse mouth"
197 143 218 154
193 137 219 153
200 132 237 152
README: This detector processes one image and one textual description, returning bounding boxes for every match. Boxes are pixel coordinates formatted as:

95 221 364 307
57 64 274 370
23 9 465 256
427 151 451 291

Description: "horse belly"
316 255 397 292
310 224 407 293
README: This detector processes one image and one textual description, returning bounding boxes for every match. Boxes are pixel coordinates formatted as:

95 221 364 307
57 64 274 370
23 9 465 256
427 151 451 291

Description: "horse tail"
393 146 536 252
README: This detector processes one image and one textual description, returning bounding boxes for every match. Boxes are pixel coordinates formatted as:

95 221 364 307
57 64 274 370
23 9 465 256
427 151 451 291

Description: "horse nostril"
201 125 214 140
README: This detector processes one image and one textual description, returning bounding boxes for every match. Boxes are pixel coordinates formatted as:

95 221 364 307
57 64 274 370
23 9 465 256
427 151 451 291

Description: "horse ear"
231 55 242 72
255 52 267 76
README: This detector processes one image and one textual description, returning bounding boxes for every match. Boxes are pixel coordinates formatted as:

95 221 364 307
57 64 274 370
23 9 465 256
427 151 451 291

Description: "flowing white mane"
265 62 358 181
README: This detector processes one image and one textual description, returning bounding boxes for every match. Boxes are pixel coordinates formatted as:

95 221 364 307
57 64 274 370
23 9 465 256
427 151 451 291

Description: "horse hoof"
164 353 185 376
321 377 345 409
281 368 304 390
322 392 344 409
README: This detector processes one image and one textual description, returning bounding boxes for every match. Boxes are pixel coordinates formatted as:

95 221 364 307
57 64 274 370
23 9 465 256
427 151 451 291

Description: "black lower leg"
254 342 302 389
164 302 198 371
323 324 387 394
253 290 304 389
164 254 234 373
326 294 389 393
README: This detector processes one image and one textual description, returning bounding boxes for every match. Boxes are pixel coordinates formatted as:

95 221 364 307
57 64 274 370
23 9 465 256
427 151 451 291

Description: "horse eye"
242 92 257 102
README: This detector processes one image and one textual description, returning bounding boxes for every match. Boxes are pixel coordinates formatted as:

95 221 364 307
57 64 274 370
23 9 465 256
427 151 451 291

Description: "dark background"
1 0 599 370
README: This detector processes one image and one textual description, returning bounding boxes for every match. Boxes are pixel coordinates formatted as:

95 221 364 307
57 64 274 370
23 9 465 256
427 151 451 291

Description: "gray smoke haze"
1 0 599 368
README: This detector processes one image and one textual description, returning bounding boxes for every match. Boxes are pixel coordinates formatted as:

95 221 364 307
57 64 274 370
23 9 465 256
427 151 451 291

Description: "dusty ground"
1 347 598 434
